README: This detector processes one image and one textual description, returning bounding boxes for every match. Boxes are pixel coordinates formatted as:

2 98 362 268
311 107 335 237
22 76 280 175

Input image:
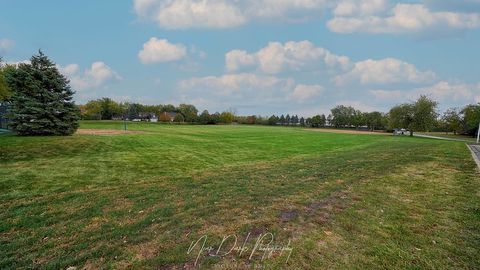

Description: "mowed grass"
0 121 479 269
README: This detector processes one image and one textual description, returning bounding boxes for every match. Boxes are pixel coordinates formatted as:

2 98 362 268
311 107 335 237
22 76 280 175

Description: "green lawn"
1 121 479 269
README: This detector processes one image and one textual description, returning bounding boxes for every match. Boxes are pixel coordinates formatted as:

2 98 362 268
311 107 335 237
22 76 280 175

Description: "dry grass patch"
76 129 148 136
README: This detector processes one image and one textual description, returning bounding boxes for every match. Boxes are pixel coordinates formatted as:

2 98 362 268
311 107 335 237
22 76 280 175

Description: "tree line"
1 52 479 137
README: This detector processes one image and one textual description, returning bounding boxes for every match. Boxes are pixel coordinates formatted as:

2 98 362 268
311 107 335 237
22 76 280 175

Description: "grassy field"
1 121 479 269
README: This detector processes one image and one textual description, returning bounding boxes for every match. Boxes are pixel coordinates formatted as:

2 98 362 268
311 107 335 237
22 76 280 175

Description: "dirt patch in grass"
76 129 147 136
280 210 299 222
303 128 390 136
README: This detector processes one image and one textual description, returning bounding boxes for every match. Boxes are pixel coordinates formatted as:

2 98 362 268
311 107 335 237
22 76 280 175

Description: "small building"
150 115 158 123
159 112 177 122
393 128 411 136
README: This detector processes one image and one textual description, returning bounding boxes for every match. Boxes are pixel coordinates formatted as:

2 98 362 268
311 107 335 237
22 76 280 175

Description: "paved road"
468 145 480 169
414 134 473 143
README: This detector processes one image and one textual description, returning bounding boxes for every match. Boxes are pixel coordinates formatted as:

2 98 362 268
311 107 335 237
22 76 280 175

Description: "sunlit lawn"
1 121 479 269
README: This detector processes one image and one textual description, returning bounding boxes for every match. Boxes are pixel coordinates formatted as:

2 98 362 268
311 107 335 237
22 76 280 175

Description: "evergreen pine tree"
6 51 79 135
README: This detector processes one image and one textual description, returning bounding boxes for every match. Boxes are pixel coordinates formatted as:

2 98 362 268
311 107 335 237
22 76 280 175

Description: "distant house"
136 112 157 122
393 128 411 136
159 112 177 122
150 115 158 123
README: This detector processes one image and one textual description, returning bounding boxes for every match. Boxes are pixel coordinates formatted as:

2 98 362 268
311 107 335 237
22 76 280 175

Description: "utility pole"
477 122 480 144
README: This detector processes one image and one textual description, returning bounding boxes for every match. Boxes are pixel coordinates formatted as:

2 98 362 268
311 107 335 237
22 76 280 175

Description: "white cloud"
178 73 324 109
291 84 324 102
225 50 258 72
335 58 436 86
333 0 387 17
370 81 480 106
59 62 121 90
138 38 187 64
133 0 327 29
328 3 480 34
226 41 350 74
58 64 79 76
0 39 14 52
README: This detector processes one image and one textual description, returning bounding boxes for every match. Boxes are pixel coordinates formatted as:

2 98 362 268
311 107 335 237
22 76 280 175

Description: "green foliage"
365 112 387 131
461 104 480 136
268 115 279 125
389 103 415 131
330 105 356 128
411 95 438 132
310 114 326 128
198 110 211 124
389 95 438 135
220 111 235 124
0 60 11 101
173 113 185 123
5 51 79 135
441 108 462 134
178 104 198 122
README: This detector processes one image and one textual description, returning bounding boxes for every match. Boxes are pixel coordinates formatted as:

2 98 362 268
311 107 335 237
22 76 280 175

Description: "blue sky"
1 0 480 116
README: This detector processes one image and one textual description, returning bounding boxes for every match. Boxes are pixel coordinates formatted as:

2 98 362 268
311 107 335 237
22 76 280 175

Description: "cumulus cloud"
226 41 350 74
370 81 480 106
178 73 324 108
328 3 480 34
290 84 324 102
133 0 327 29
59 62 121 90
138 38 187 64
333 0 387 17
334 58 436 86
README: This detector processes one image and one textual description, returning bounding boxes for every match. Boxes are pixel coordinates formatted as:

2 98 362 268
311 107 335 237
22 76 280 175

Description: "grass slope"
0 121 479 269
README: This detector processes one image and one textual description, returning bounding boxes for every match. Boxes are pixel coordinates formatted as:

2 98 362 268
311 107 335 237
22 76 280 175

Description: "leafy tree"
198 110 211 124
211 112 221 124
411 95 438 133
441 108 462 135
461 104 480 136
285 114 291 126
331 105 356 128
98 98 121 120
173 113 185 123
80 100 102 120
5 51 79 135
0 58 11 102
161 104 177 113
268 115 279 126
310 115 326 128
178 104 198 122
389 96 438 136
306 117 312 126
279 115 285 125
220 111 235 124
365 112 386 131
389 103 414 135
